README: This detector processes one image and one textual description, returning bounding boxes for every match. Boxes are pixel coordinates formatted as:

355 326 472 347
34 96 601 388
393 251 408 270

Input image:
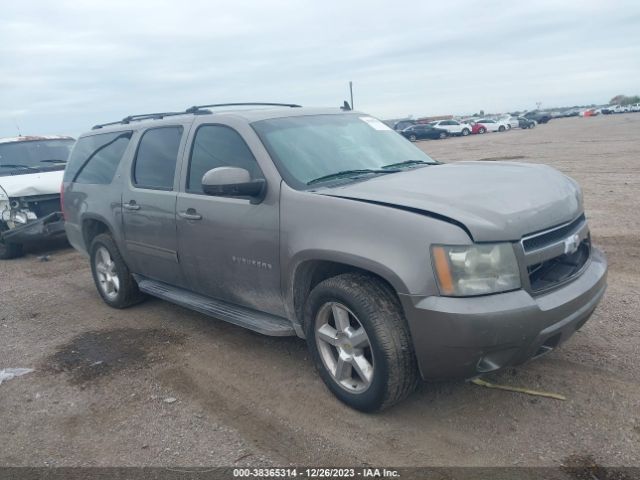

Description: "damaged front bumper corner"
1 212 66 244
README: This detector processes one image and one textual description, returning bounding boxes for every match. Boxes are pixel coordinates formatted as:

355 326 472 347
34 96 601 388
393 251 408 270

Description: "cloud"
1 0 639 136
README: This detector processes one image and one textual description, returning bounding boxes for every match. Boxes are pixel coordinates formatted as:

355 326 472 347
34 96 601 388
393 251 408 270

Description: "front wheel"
304 273 419 412
90 233 146 308
409 134 417 142
478 127 486 134
461 128 470 136
498 125 506 132
438 132 447 139
0 224 24 260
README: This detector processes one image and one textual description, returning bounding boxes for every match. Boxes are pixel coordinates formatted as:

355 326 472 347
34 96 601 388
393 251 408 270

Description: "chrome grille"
520 215 591 293
522 214 586 252
527 237 590 292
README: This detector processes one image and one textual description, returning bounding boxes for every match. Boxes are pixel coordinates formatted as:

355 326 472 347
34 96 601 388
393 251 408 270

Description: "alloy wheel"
94 246 120 300
315 302 374 393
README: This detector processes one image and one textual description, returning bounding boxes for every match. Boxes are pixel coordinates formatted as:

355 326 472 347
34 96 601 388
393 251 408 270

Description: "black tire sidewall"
304 283 390 412
0 224 23 260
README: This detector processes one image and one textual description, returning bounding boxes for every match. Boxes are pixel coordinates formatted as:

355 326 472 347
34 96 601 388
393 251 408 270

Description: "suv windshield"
253 114 436 188
0 138 75 174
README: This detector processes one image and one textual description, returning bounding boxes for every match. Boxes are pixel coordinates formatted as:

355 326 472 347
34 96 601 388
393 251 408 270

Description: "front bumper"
400 247 607 380
1 212 66 244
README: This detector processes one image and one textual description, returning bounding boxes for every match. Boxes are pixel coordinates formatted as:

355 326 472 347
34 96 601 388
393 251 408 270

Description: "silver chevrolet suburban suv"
63 103 607 411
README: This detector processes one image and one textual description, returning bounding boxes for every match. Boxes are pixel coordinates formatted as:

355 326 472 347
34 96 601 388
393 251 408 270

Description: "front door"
176 124 282 316
122 125 186 286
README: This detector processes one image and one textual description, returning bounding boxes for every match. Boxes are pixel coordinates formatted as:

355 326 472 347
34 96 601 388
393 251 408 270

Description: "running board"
135 277 295 337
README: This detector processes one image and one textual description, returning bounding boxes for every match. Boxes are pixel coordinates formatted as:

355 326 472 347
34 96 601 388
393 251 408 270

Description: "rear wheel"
90 233 146 308
438 131 447 139
498 125 506 132
304 273 419 412
479 127 486 134
409 134 417 142
0 223 24 260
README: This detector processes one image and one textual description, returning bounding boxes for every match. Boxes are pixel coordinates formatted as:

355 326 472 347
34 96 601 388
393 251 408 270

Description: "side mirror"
201 167 266 202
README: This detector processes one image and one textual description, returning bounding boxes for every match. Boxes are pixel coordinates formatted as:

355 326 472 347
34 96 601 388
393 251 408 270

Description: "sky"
1 0 639 137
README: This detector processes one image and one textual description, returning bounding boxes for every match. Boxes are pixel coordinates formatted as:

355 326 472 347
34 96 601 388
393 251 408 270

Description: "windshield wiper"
0 164 39 171
307 169 400 186
382 160 436 169
40 159 67 164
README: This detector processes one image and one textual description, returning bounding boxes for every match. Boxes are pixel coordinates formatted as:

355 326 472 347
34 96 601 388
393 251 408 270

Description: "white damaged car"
0 135 75 259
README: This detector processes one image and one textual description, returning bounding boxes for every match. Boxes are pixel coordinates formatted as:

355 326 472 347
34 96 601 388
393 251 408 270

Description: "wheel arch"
287 253 408 337
81 214 116 251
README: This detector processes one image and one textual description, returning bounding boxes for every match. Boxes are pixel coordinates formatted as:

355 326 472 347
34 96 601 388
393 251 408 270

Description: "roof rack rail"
185 102 302 114
92 111 184 130
91 103 302 130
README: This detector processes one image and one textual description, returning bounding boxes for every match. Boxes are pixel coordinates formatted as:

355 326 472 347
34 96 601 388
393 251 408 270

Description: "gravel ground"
0 114 638 468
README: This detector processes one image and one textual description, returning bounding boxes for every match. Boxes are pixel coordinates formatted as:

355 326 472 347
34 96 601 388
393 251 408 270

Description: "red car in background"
462 121 487 134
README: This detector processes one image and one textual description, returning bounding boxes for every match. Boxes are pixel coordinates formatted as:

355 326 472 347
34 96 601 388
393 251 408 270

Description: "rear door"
122 125 187 286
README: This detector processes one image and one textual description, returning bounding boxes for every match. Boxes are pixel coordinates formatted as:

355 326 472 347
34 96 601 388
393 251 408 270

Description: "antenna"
13 118 22 137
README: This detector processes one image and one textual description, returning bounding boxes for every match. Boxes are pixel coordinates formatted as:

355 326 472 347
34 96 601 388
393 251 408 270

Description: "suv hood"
321 162 582 242
0 170 63 198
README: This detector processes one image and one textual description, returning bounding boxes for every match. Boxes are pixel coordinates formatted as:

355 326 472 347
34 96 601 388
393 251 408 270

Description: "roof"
0 135 75 145
86 106 353 135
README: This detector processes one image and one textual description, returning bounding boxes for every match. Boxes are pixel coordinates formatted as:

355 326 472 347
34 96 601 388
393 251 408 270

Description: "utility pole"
349 81 354 110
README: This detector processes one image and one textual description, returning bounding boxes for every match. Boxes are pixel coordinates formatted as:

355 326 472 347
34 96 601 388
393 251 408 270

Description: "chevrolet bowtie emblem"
563 233 581 254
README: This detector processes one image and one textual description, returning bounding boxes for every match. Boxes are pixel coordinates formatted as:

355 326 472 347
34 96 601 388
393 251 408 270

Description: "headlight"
431 243 521 296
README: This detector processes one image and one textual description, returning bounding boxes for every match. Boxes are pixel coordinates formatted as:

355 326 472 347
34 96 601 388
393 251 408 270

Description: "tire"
498 125 506 132
479 127 486 134
409 134 417 142
506 125 511 130
461 128 470 136
89 233 146 308
0 223 24 260
304 273 419 412
438 132 447 139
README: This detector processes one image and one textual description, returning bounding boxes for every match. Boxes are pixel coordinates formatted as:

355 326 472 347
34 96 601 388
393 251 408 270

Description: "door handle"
123 201 140 211
178 209 202 221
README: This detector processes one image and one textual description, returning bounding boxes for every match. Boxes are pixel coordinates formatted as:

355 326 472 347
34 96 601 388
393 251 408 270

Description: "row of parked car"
395 115 538 141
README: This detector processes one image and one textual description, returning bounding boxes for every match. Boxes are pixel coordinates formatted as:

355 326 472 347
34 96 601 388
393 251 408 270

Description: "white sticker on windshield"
359 116 392 131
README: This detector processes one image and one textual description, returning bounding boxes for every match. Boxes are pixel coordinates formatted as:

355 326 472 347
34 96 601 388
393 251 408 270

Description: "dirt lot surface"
1 114 638 468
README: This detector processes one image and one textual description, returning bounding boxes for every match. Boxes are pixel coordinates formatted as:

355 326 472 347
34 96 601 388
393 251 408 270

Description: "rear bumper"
400 248 607 380
1 212 66 244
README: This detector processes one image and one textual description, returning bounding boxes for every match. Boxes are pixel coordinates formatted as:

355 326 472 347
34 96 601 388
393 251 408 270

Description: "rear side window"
187 125 262 194
64 131 132 184
133 126 183 190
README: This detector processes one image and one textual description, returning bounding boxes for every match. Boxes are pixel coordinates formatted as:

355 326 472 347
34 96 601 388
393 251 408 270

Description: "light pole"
349 81 354 110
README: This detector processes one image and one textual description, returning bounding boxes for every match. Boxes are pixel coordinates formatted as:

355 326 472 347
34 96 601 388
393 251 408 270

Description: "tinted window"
0 139 74 173
187 125 262 193
65 132 132 184
133 127 183 190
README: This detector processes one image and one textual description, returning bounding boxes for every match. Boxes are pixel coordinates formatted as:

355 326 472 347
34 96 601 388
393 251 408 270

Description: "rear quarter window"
64 131 132 184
